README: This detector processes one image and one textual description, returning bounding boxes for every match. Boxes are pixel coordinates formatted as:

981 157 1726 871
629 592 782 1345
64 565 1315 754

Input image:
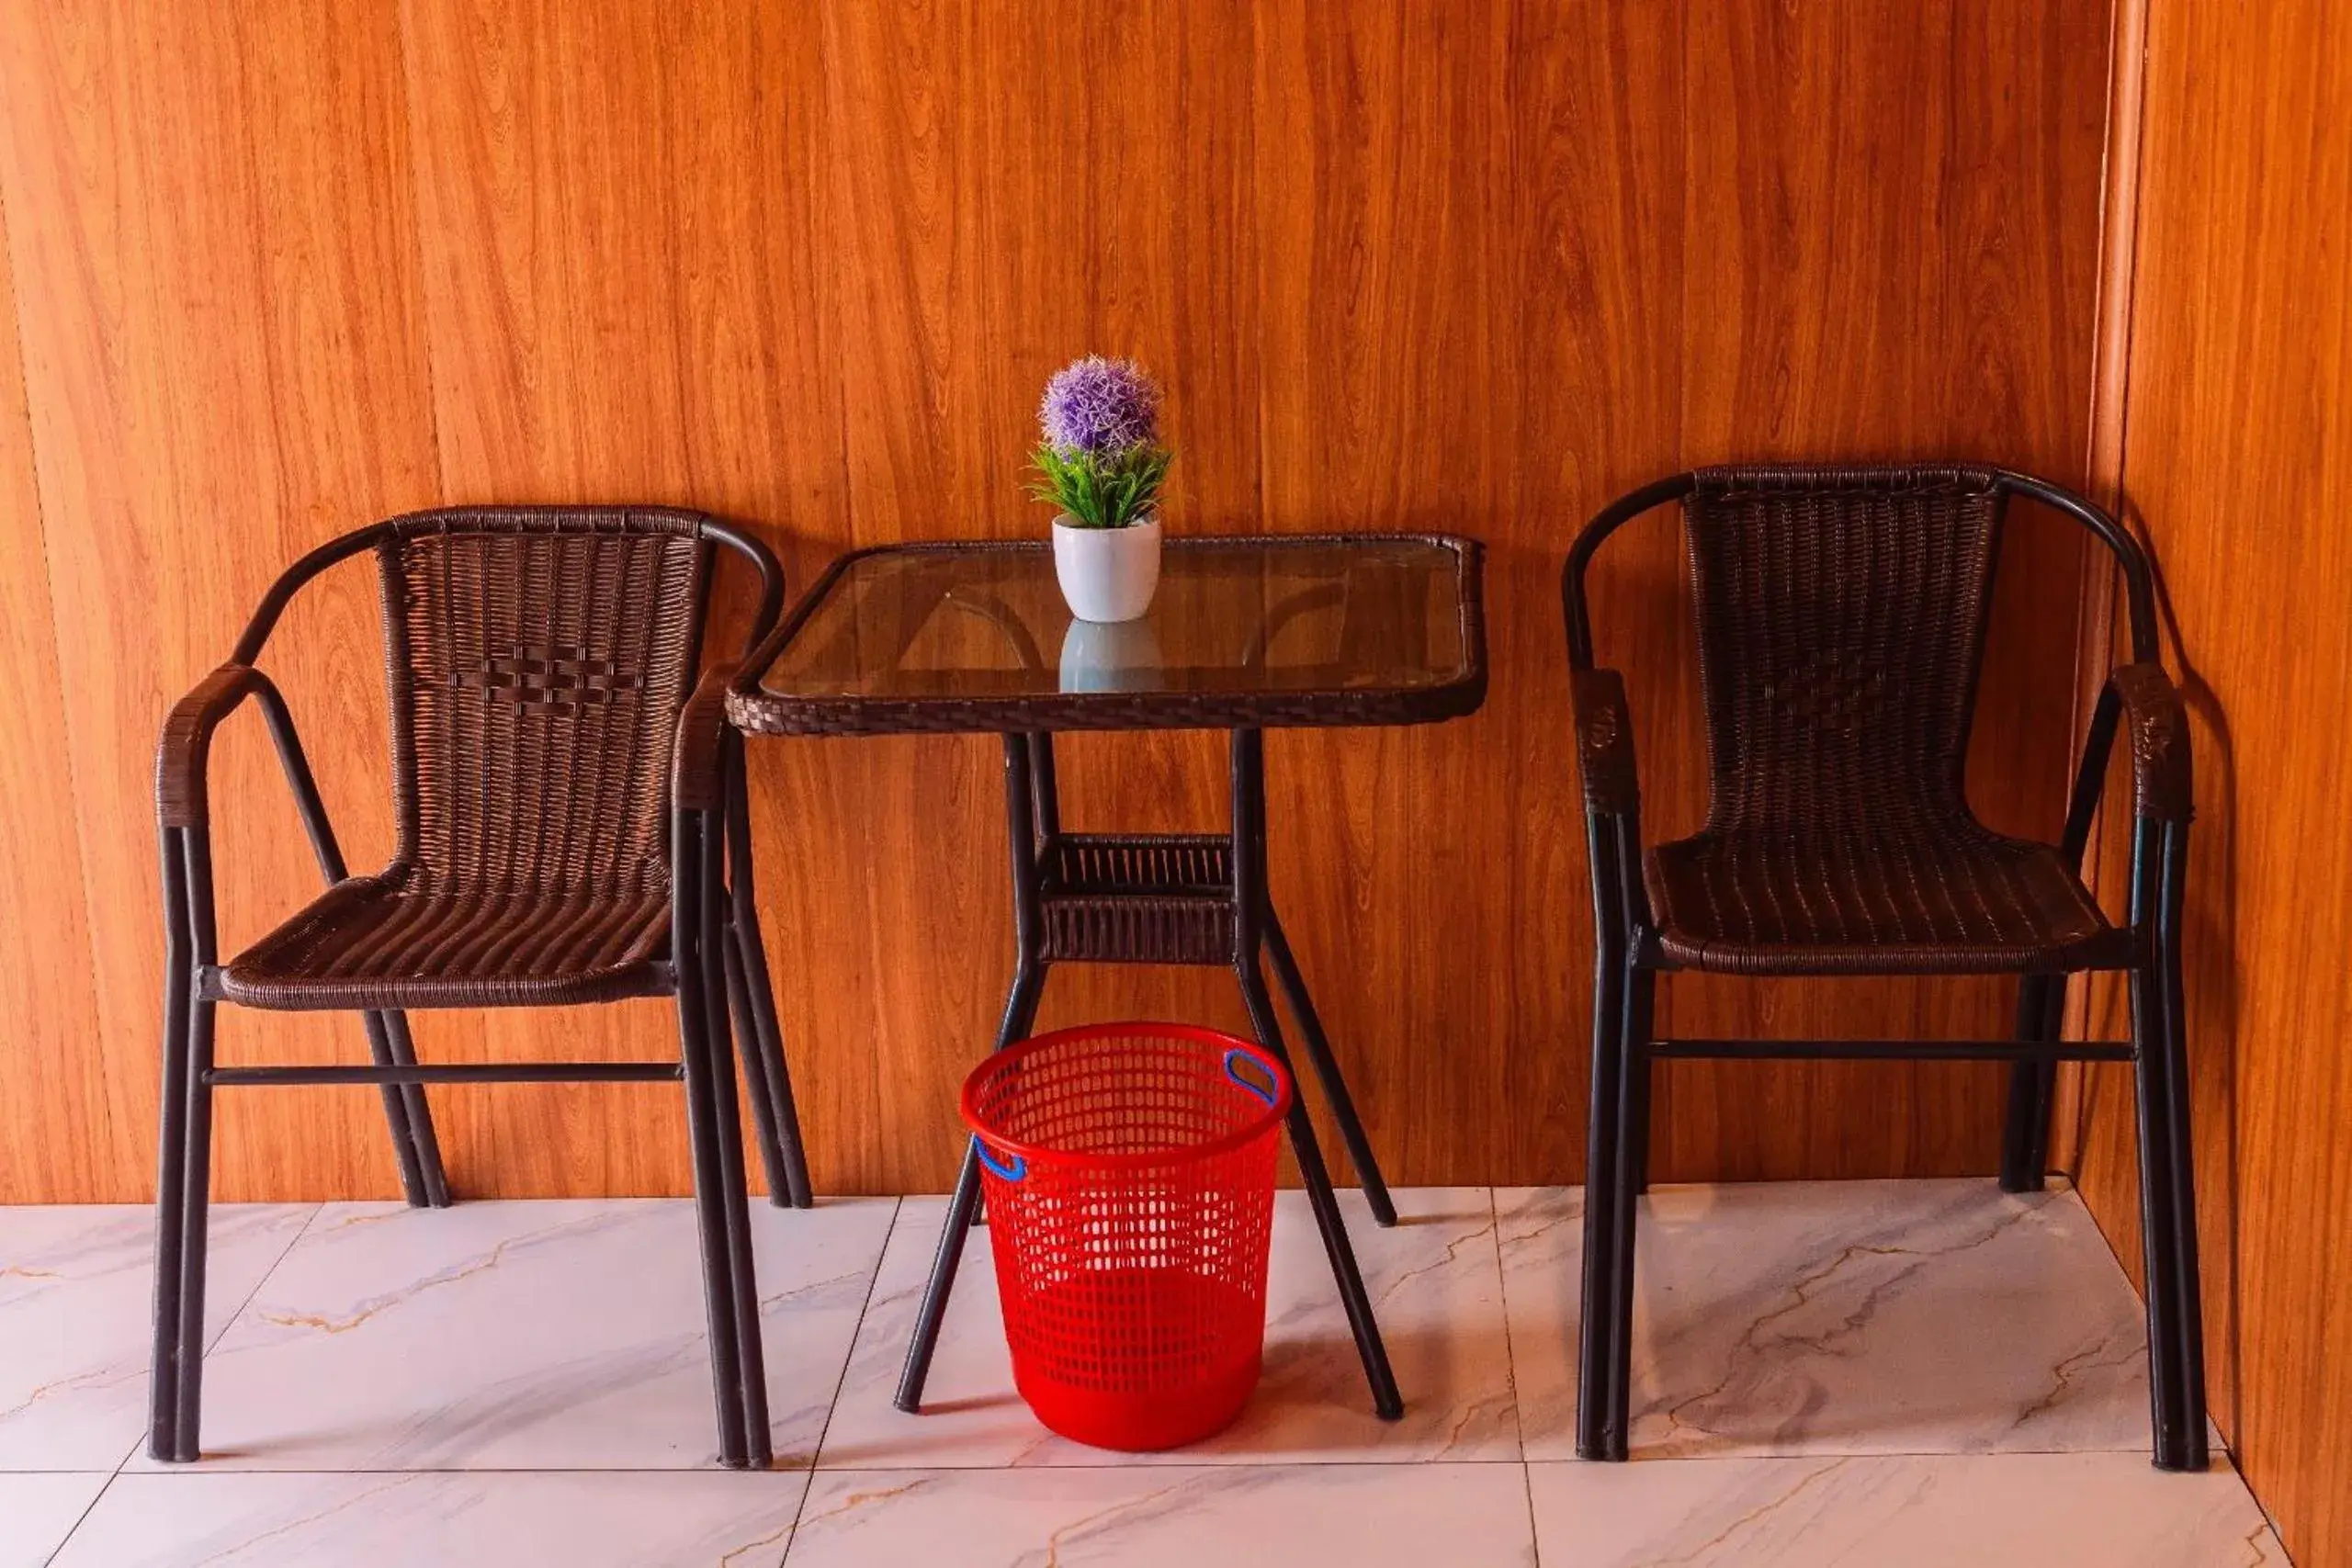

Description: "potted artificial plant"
1031 355 1172 622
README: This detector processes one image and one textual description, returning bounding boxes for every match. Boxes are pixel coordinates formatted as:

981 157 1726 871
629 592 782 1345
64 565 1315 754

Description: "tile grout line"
1487 1186 1544 1566
36 1476 108 1568
778 1194 901 1564
48 1201 323 1565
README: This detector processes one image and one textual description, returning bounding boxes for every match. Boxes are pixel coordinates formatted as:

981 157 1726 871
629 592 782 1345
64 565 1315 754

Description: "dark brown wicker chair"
1563 466 2206 1471
149 506 808 1471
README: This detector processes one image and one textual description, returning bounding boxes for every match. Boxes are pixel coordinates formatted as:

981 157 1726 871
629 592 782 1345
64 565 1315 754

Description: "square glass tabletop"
727 534 1485 736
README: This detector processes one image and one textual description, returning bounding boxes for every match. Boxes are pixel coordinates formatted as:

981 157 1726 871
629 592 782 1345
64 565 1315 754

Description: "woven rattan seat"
1600 467 2130 976
206 511 703 1010
1646 825 2128 975
220 875 672 1010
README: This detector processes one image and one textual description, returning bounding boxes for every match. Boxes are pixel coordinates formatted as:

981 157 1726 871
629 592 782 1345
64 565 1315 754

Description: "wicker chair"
1562 466 2207 1471
150 506 809 1470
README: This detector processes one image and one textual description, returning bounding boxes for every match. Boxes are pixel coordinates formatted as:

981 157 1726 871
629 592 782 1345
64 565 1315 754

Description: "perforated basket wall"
961 1023 1291 1450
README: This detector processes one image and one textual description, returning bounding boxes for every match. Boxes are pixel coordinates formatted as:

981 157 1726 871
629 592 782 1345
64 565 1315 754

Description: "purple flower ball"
1039 355 1162 455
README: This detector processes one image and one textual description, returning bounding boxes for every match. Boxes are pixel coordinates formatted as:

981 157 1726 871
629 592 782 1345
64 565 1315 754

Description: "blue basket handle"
970 1134 1025 1183
1224 1048 1283 1110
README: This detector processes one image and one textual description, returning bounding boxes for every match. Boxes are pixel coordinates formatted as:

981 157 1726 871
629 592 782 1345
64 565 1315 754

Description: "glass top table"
726 534 1485 735
721 530 1487 1427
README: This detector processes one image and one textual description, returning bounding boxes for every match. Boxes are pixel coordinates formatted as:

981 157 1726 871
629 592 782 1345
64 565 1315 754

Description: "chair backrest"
1684 467 2003 832
373 506 716 898
1562 463 2158 838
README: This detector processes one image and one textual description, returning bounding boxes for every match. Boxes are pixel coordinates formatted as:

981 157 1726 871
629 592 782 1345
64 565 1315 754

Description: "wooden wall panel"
1495 0 1687 1181
395 0 866 1195
1647 0 2111 1181
2070 0 2352 1558
0 0 441 1202
1249 0 1520 1186
814 0 1265 1190
0 0 2113 1203
0 154 110 1201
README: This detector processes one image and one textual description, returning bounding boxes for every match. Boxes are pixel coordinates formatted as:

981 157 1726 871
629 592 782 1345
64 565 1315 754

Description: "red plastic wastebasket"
960 1021 1293 1450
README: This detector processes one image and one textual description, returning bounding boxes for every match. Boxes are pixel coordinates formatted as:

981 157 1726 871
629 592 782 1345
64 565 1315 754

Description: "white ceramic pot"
1052 515 1162 623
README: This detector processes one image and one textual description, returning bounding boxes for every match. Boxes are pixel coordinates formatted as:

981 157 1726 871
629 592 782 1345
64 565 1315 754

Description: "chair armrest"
673 660 741 814
157 664 268 829
1570 668 1640 817
2111 661 2193 822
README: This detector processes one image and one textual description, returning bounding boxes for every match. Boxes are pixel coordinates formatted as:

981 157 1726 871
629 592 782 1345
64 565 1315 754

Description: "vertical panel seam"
2054 0 2152 1181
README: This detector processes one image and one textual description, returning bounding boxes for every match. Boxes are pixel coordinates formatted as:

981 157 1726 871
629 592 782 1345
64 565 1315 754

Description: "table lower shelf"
1039 833 1238 966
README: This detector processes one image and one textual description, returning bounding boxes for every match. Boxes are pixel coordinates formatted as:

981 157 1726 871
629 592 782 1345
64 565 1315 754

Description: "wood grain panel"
1498 0 1687 1181
811 0 1261 1191
0 0 2113 1202
0 0 441 1201
1249 0 1519 1187
0 155 110 1202
2069 0 2352 1557
1651 0 2110 1181
397 0 862 1195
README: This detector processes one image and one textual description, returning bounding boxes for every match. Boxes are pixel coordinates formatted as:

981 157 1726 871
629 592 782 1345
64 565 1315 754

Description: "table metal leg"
1263 902 1396 1225
896 734 1049 1413
1232 728 1402 1419
724 736 814 1210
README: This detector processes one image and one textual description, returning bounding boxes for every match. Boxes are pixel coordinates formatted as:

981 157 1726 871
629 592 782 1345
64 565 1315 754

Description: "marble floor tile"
817 1188 1516 1468
50 1470 808 1567
0 1204 313 1470
1498 1180 2160 1461
0 1472 108 1568
786 1463 1535 1568
137 1197 896 1471
1525 1452 2284 1566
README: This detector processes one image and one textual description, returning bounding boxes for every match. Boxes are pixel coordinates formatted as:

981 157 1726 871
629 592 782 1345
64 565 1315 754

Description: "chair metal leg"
2000 974 2059 1192
2129 956 2187 1467
149 830 195 1461
1262 902 1396 1226
1625 977 1655 1198
167 992 219 1463
700 804 772 1466
2153 822 2209 1469
2128 818 2208 1472
672 807 751 1469
1574 936 1624 1461
150 830 225 1463
724 737 814 1210
895 961 1046 1413
1602 958 1653 1453
363 1010 448 1208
